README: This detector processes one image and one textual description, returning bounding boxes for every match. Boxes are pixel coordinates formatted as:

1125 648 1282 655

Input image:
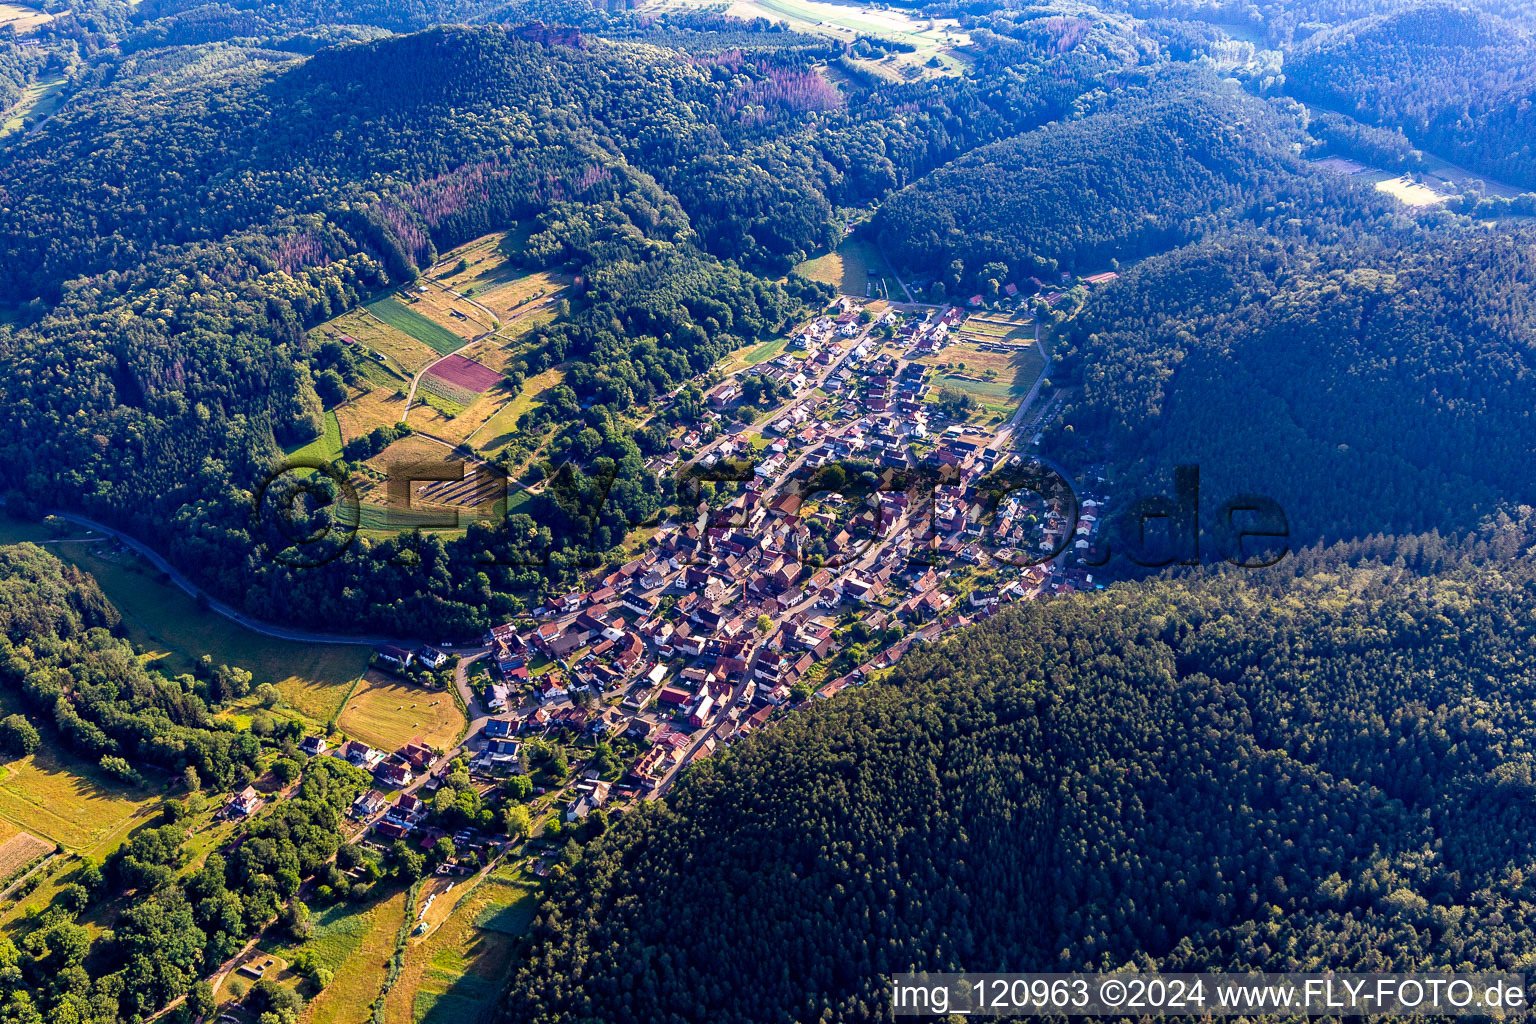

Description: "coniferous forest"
502 525 1536 1023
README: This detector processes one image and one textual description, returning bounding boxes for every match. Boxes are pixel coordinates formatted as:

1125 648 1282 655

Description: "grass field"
417 388 468 420
273 896 388 973
289 887 409 1024
354 504 482 537
356 356 409 390
1373 173 1450 207
795 236 893 297
418 371 479 409
288 410 343 464
0 522 371 722
337 671 466 754
0 693 159 852
1 72 65 139
362 432 457 486
402 285 498 341
923 341 1046 423
471 364 566 454
367 297 466 355
408 384 508 445
428 230 568 320
314 310 441 375
720 337 791 374
388 868 539 1024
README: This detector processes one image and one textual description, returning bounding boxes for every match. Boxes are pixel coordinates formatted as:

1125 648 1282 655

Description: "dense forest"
501 526 1536 1022
0 0 1528 645
873 78 1381 292
1047 228 1536 545
1286 2 1536 190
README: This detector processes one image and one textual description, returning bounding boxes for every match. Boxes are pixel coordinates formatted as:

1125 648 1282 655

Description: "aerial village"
312 274 1121 853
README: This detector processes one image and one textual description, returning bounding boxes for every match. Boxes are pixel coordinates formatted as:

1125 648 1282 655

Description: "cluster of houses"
375 643 450 673
296 733 442 796
446 297 1110 807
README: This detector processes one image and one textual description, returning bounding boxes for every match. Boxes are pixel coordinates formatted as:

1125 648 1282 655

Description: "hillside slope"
1287 2 1536 188
871 80 1368 293
501 533 1536 1023
1049 229 1536 546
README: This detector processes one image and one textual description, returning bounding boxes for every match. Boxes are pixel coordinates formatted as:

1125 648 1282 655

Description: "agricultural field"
0 830 51 884
1 72 65 139
355 503 486 534
470 364 566 454
336 671 466 754
365 297 465 355
362 432 457 479
397 284 498 341
651 0 964 77
1373 173 1451 207
428 354 502 393
359 432 496 521
336 387 407 444
428 230 569 321
720 336 790 375
264 887 409 1024
956 313 1036 346
0 693 159 852
920 339 1046 423
0 527 371 722
386 866 539 1024
646 0 971 77
408 386 508 446
795 235 895 298
313 308 441 376
0 3 52 31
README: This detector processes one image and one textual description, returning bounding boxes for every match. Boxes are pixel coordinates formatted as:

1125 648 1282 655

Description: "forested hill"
0 17 1094 637
1285 2 1536 189
871 79 1379 294
1047 228 1536 546
0 21 1076 300
503 529 1536 1023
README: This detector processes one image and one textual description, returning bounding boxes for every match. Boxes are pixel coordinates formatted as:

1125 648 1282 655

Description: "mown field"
336 671 465 754
258 885 410 1024
315 308 441 375
0 2 52 31
429 229 567 321
337 386 407 444
795 235 894 297
923 340 1046 423
649 0 970 77
471 364 566 454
